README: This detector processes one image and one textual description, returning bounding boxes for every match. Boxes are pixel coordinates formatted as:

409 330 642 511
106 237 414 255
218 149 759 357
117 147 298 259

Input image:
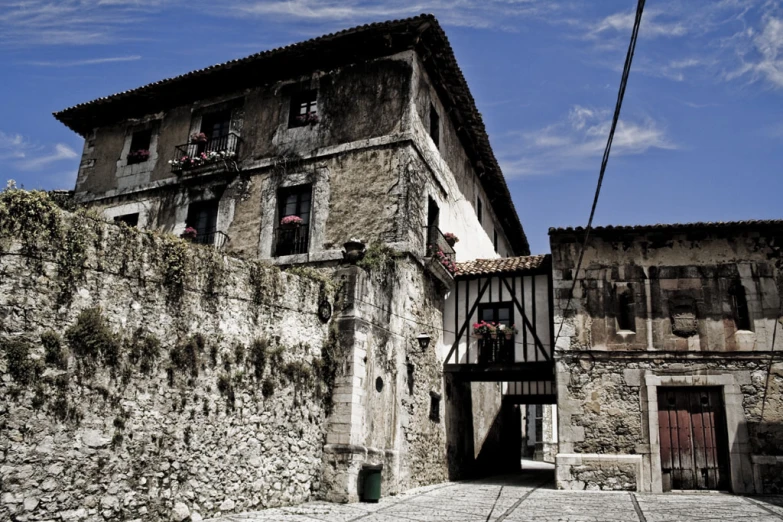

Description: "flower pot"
342 240 366 265
504 333 513 340
490 332 498 339
279 223 301 230
473 333 484 339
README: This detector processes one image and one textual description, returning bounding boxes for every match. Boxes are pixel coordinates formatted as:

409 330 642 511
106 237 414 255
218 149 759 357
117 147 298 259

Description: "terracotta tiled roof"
549 219 783 235
52 14 529 255
456 254 550 277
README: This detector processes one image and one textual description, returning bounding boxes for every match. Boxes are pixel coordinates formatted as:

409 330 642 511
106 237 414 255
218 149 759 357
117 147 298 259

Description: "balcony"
194 229 230 250
424 225 456 288
171 132 242 173
275 226 309 257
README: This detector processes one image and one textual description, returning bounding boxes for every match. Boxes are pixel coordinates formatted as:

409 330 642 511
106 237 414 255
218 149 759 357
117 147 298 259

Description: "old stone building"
0 15 534 521
551 221 783 494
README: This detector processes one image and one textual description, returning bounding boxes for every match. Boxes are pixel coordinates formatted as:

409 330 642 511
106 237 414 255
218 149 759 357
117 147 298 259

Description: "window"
114 213 139 228
477 196 483 225
493 229 498 253
429 103 440 149
200 110 232 140
617 288 635 332
127 129 152 165
289 90 318 128
730 280 751 331
186 200 219 245
477 302 514 364
429 391 441 422
275 184 312 256
535 404 543 442
479 302 513 327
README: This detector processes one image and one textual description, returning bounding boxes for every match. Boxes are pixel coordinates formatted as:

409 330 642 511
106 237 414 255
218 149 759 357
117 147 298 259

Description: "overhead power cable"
553 0 646 346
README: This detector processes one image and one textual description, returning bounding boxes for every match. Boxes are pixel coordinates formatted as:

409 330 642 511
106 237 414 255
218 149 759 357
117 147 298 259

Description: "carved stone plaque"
671 312 698 337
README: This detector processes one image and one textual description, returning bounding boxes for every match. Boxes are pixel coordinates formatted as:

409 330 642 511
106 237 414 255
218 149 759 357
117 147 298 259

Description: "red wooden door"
657 387 729 491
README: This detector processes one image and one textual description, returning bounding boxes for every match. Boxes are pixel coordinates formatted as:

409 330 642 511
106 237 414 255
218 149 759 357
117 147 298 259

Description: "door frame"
644 372 755 494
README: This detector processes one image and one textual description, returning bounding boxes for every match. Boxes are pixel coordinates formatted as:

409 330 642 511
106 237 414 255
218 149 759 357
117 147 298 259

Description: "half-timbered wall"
441 273 553 366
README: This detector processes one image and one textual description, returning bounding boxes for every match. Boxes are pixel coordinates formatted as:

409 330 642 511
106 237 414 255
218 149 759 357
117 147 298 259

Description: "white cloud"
16 144 79 171
726 15 783 89
25 55 142 67
498 105 677 176
590 10 687 39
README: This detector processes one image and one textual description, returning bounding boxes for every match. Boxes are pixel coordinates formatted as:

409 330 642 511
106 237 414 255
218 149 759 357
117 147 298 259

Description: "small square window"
289 90 318 128
429 103 440 149
114 213 139 228
127 129 152 165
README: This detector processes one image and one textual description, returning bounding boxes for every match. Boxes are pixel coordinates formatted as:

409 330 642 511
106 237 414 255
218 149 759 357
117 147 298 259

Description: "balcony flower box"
127 149 150 164
180 227 198 241
295 112 319 125
169 150 236 171
280 215 303 229
472 321 496 339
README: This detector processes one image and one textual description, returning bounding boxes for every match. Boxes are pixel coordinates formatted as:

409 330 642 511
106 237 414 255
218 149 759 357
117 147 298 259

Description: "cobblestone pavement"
207 471 783 522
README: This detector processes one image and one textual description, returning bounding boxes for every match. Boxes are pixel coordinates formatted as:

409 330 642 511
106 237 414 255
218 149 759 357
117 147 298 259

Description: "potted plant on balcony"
472 321 492 339
296 112 320 125
342 237 366 264
444 232 459 247
127 149 150 163
502 324 518 340
190 132 208 144
280 215 303 229
181 227 198 242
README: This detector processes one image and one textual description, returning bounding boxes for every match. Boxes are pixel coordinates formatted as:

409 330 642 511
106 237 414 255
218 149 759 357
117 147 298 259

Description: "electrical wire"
553 0 646 346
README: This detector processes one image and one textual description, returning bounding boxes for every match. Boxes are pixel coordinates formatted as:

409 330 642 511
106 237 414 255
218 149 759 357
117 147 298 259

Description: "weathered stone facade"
0 198 333 521
551 222 783 493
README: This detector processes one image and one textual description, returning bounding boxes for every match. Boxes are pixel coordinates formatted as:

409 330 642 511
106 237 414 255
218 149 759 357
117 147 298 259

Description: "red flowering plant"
180 227 198 241
280 215 303 227
295 112 320 125
127 149 150 163
472 321 496 339
190 132 208 143
444 232 459 247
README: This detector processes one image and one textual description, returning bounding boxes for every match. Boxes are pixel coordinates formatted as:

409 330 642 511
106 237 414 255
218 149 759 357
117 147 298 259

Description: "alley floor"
206 469 783 522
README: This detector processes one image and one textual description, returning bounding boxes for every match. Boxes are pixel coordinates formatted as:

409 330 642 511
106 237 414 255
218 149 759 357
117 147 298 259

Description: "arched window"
617 289 636 332
730 281 751 331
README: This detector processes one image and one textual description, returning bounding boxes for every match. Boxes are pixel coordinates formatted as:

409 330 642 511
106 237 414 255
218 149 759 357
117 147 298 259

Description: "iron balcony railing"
172 132 242 171
195 229 230 250
477 337 515 364
275 226 309 257
426 225 456 273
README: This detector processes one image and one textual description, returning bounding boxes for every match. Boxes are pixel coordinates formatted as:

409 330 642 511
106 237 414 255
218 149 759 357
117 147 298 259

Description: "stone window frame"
612 282 637 336
102 199 156 230
643 372 755 494
729 279 753 332
115 120 161 179
172 185 234 239
258 167 331 264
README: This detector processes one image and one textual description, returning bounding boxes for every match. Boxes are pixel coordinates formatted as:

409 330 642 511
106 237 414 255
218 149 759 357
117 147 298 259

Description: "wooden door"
657 387 729 491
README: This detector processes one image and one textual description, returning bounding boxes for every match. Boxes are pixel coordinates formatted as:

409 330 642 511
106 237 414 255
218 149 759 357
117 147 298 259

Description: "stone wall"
0 193 335 521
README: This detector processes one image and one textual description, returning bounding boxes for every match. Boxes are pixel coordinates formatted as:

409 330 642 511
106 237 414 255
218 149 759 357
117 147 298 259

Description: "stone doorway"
657 387 730 491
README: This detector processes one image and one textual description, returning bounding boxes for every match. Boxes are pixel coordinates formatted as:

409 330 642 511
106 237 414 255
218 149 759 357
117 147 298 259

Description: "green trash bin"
362 463 383 503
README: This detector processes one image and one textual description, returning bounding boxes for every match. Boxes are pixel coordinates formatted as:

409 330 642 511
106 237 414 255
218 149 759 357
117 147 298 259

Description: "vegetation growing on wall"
65 308 122 377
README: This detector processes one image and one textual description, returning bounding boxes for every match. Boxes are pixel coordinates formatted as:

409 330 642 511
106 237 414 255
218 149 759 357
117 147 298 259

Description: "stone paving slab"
206 473 783 522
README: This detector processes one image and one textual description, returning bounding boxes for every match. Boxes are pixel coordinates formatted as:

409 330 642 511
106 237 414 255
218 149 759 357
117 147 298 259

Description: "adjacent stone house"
551 221 783 494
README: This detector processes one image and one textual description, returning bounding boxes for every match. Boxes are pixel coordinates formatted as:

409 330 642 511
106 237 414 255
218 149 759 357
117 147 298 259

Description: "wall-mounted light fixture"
416 333 431 351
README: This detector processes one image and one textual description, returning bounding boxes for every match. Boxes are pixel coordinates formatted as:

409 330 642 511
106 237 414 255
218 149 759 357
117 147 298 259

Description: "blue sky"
1 0 781 254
